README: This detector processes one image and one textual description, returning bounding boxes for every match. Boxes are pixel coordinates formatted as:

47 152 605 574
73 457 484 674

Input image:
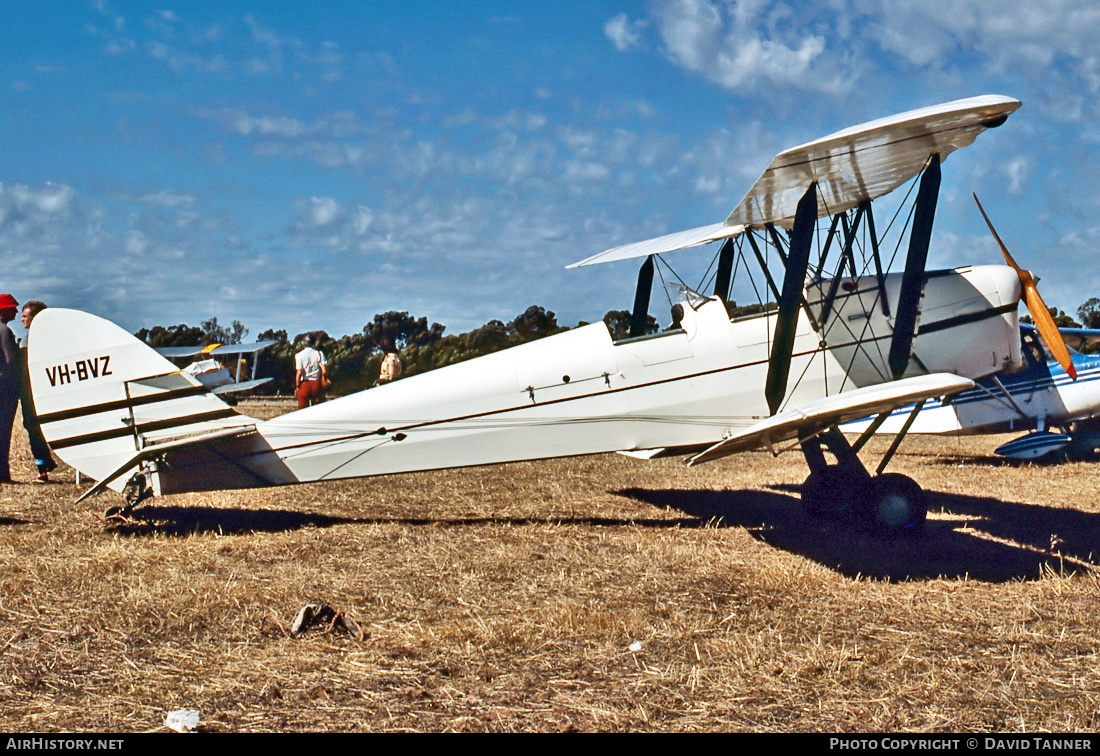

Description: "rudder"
28 308 254 493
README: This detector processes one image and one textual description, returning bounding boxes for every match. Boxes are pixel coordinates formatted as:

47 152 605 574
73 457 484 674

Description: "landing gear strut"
800 426 926 533
106 473 153 519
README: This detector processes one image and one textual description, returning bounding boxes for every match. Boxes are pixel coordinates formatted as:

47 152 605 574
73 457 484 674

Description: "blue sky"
2 0 1099 339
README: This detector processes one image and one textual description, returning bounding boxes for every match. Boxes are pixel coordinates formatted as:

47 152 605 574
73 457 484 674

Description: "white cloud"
565 161 612 182
5 183 75 215
354 205 373 235
145 40 226 74
1003 157 1031 196
629 0 1100 114
231 112 307 138
307 197 342 227
139 190 196 208
649 0 842 95
853 0 1100 73
124 230 148 254
604 13 647 51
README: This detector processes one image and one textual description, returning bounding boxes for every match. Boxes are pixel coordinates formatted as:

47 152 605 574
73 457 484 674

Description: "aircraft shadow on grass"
107 505 359 537
916 452 1098 469
106 503 708 538
109 487 1100 585
616 485 1100 583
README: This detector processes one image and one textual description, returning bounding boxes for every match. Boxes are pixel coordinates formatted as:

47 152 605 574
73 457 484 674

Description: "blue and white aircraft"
844 325 1100 460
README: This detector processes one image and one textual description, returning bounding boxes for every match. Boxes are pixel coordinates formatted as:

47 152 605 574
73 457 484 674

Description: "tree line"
135 306 665 396
1025 299 1100 351
141 293 1096 398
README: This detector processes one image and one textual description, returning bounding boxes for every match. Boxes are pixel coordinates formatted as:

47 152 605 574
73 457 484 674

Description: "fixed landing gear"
800 427 927 534
106 473 154 519
801 463 927 533
865 473 926 531
801 465 868 520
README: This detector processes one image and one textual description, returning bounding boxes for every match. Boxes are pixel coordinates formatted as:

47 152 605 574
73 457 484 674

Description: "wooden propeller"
973 193 1076 380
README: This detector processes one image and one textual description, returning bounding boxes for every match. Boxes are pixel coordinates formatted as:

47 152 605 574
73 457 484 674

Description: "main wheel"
865 473 926 533
801 466 868 521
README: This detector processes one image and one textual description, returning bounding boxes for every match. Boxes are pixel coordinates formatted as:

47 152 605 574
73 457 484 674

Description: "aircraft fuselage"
166 264 1021 494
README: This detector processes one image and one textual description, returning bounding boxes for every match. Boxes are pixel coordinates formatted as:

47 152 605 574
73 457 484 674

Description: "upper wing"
568 95 1020 268
208 340 278 356
1053 327 1100 354
154 345 208 358
155 341 276 358
687 373 974 466
566 222 745 269
726 95 1021 229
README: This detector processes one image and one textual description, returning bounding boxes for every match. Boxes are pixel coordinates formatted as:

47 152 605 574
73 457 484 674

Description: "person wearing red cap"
19 301 56 482
0 294 20 483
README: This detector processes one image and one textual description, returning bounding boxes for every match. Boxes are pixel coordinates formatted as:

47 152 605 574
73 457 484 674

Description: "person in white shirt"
294 335 329 409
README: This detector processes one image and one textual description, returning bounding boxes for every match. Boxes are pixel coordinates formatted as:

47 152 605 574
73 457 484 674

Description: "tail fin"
28 308 254 493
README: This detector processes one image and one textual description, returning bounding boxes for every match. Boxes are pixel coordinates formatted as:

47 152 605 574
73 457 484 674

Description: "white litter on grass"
165 709 201 733
628 641 643 653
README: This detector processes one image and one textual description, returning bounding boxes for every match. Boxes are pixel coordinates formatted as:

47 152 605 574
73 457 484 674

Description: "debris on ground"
278 603 364 641
164 709 200 733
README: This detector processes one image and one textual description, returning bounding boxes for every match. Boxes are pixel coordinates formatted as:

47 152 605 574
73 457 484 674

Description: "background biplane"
28 95 1057 532
844 323 1100 461
153 341 277 396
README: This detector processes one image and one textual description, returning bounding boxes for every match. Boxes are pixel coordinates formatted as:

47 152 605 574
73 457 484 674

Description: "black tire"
866 473 926 533
801 466 868 521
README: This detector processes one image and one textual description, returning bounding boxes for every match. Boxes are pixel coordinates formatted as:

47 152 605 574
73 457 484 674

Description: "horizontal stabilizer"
687 373 974 466
75 425 258 503
212 377 274 395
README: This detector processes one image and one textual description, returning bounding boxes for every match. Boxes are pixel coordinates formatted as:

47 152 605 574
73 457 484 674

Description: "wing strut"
839 206 864 279
745 232 782 302
713 238 736 301
814 213 843 277
888 156 941 379
630 255 655 338
765 183 817 415
818 205 866 330
875 400 926 474
863 200 891 317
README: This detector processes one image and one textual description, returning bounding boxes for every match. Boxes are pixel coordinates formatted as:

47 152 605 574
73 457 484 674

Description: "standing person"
0 294 20 484
378 338 402 385
294 335 329 409
20 301 56 482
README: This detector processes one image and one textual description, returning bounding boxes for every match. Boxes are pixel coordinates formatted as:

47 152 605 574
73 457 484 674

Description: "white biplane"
153 341 278 396
28 95 1057 531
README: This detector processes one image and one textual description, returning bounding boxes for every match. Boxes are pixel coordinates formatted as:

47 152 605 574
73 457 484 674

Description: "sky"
2 0 1100 340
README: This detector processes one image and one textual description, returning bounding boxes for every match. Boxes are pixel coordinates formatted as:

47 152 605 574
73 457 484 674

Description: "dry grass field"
1 398 1099 732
